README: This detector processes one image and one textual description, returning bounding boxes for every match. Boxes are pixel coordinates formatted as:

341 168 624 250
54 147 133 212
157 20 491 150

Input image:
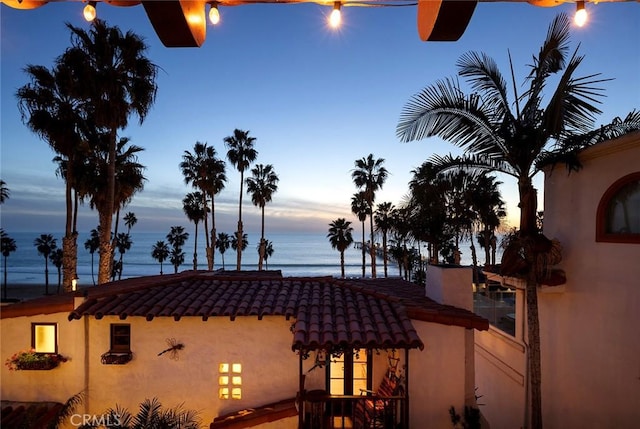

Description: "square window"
219 363 229 373
219 387 229 400
32 323 57 353
232 363 242 373
110 324 131 353
231 388 242 400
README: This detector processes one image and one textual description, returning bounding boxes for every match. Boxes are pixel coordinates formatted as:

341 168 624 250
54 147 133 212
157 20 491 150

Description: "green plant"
449 405 481 429
5 348 68 371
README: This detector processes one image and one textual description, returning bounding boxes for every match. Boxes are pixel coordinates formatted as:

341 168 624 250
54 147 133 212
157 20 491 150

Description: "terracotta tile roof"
3 272 488 352
1 401 64 429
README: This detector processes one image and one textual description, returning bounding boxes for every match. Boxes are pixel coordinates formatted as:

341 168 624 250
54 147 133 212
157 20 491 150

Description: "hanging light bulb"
574 1 588 27
83 1 97 22
209 3 220 25
329 2 341 29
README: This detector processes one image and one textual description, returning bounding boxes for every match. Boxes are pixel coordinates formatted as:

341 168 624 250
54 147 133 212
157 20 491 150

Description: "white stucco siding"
0 313 86 403
82 315 300 425
540 136 640 427
409 321 467 428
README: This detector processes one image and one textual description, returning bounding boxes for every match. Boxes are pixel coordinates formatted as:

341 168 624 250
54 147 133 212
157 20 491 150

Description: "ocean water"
0 231 404 285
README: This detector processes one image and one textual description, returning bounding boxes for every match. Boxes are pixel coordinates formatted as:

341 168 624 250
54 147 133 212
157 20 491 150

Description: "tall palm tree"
34 234 57 295
1 229 17 300
216 232 231 269
351 191 369 278
17 58 88 292
167 226 189 274
263 239 274 270
374 202 395 278
183 192 206 270
50 249 64 294
396 13 640 428
114 233 132 280
352 154 388 278
151 240 170 275
180 141 227 271
224 129 258 270
0 180 9 204
469 175 506 267
62 19 157 286
169 248 186 274
246 164 279 270
84 228 100 286
327 218 354 279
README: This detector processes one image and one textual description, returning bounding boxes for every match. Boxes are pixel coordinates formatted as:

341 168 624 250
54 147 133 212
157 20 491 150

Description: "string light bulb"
209 3 220 25
329 2 341 28
575 1 587 27
83 1 96 22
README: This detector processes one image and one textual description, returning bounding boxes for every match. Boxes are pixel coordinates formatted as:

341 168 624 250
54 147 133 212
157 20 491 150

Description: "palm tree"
1 229 17 300
84 228 100 285
327 218 354 279
62 19 158 286
114 233 132 280
231 233 249 257
34 234 57 295
183 192 206 270
180 142 227 271
151 240 170 275
78 136 146 283
470 175 506 267
352 154 388 278
216 232 231 269
351 191 369 277
123 212 137 235
17 57 88 292
246 164 279 270
396 13 640 428
167 226 189 274
50 248 64 294
263 239 274 270
98 397 201 429
374 202 395 278
0 180 9 204
224 129 258 270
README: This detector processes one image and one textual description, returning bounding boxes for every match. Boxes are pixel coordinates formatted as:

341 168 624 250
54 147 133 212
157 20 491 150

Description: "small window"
596 172 640 243
218 362 242 399
110 324 131 353
32 323 57 353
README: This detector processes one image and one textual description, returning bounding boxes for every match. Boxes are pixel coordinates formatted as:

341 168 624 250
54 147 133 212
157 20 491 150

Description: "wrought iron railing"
303 393 407 429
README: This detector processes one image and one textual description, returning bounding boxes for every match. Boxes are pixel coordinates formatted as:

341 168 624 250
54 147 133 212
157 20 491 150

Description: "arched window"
596 172 640 243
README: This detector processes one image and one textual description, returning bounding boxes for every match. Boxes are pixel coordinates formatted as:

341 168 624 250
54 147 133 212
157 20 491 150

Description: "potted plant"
5 349 68 370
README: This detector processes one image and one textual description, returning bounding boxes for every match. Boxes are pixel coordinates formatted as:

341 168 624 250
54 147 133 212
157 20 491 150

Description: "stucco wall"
1 312 86 403
409 321 468 428
540 135 640 427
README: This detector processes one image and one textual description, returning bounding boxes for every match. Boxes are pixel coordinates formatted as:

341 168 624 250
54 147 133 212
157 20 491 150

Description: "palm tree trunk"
258 206 266 270
44 257 49 295
361 222 366 277
97 209 113 285
193 222 199 270
340 250 345 278
237 172 244 271
369 209 376 278
62 169 75 291
382 233 388 278
203 193 212 270
210 194 216 270
3 256 8 300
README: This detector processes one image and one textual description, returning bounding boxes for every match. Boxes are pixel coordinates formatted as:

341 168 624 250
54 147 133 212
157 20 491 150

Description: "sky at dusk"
1 1 639 236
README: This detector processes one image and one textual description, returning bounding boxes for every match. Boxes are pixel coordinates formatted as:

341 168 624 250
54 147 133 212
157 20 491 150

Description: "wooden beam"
142 0 206 47
417 0 478 41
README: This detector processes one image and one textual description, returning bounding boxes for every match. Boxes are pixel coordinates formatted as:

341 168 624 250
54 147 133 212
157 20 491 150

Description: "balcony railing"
302 391 407 429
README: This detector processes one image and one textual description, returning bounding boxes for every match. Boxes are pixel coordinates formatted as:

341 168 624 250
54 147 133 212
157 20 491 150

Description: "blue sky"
1 1 638 235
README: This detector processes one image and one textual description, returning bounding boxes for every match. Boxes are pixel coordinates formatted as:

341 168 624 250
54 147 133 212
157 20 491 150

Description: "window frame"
31 322 58 354
109 324 131 353
596 172 640 244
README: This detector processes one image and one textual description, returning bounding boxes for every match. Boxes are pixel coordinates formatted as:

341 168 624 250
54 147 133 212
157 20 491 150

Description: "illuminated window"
218 362 242 399
596 172 640 243
328 350 370 395
32 323 57 353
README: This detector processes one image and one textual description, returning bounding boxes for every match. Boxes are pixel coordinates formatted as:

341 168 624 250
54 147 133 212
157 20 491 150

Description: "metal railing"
303 393 406 429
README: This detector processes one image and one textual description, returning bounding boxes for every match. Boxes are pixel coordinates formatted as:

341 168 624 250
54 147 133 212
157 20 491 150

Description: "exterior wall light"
209 2 220 25
575 1 588 27
83 1 97 22
329 2 342 28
